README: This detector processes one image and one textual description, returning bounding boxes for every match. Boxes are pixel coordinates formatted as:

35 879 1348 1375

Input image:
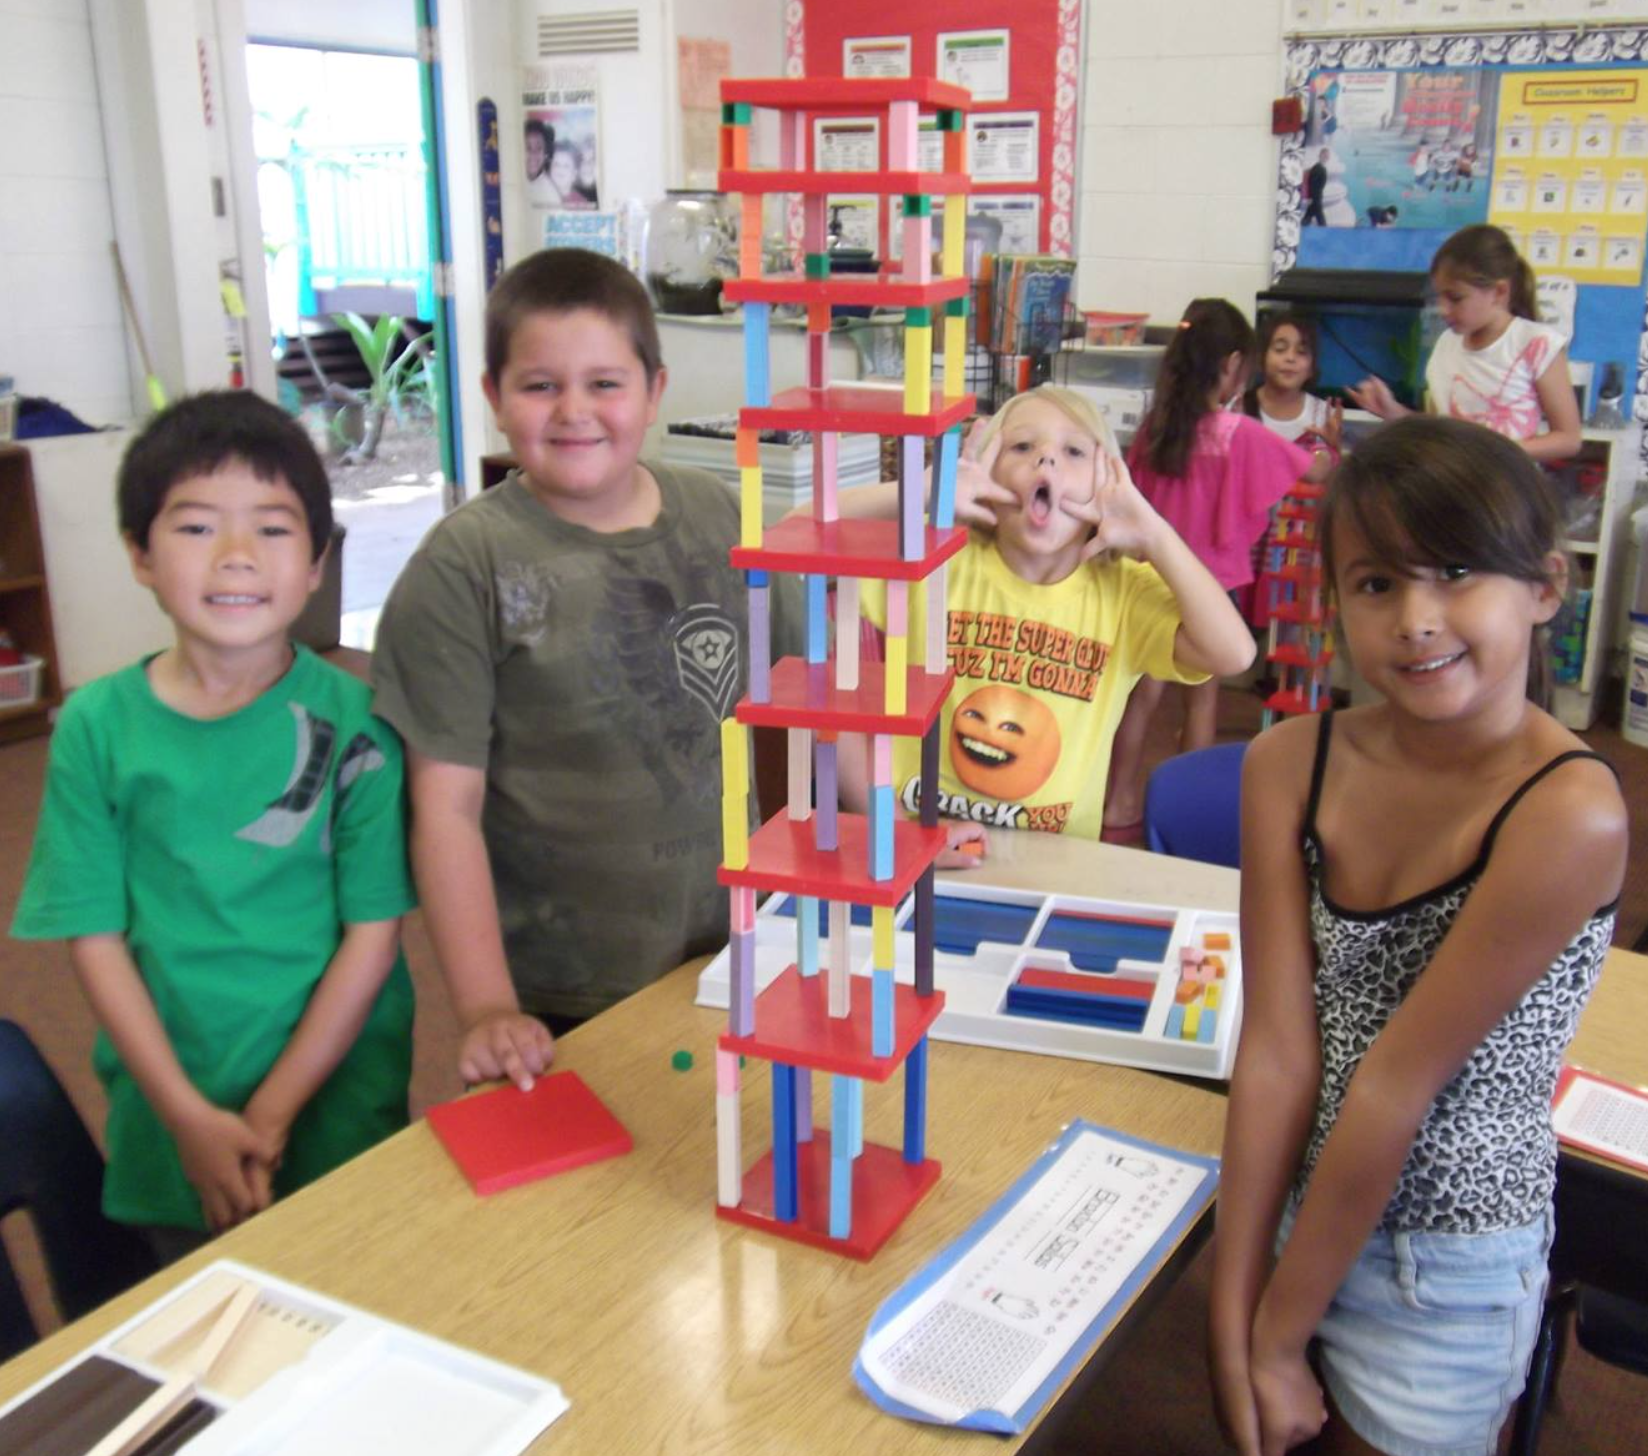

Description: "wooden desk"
0 837 1232 1450
3 837 1644 1451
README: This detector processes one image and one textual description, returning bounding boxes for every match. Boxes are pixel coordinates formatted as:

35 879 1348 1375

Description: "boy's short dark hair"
118 391 333 562
485 248 662 384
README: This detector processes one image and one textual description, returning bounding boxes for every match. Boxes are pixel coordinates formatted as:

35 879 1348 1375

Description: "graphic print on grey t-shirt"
584 574 741 804
671 602 739 721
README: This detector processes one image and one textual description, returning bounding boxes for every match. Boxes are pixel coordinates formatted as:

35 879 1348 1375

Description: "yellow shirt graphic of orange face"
949 685 1062 802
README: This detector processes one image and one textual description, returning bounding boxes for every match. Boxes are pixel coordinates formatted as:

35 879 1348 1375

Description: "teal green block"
945 296 969 318
936 109 964 132
804 252 831 279
721 101 751 125
906 306 932 328
901 194 932 217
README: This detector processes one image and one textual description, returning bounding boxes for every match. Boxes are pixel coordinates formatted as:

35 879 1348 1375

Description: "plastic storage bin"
0 654 43 709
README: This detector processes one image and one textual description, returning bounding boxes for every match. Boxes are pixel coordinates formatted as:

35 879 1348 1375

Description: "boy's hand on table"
459 1011 555 1092
952 416 1014 529
172 1101 280 1232
934 820 988 869
1066 451 1162 560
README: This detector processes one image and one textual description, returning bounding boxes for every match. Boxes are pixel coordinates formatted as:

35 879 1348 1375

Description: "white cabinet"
1552 424 1642 731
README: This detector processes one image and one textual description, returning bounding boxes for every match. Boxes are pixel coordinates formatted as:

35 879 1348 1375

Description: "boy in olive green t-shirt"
12 392 415 1257
372 249 799 1092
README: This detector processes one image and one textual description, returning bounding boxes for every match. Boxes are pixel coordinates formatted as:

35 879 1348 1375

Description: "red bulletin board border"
790 0 1080 256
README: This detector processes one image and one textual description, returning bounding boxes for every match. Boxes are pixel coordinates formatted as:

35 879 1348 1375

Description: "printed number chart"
696 883 1243 1079
0 1261 567 1456
1553 1064 1648 1176
854 1120 1218 1431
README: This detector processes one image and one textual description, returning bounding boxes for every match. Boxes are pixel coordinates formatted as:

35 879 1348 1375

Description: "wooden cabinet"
0 445 62 741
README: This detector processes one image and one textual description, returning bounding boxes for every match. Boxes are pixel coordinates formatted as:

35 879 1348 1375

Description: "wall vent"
537 11 641 56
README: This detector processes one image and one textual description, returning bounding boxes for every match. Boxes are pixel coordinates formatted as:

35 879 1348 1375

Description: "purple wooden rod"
748 584 770 704
814 737 839 851
919 721 940 828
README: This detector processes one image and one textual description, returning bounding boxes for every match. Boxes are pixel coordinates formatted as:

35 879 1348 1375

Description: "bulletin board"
1274 26 1648 472
1488 69 1648 286
787 0 1081 257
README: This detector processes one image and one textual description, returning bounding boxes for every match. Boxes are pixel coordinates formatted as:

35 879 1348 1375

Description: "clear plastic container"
0 375 16 443
643 191 738 316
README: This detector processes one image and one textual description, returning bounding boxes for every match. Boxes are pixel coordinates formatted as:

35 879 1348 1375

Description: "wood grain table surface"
4 833 1643 1453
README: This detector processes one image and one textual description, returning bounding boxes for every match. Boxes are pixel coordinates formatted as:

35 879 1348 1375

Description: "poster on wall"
1490 70 1648 286
815 116 881 171
937 29 1010 104
799 0 1079 257
521 64 600 211
969 112 1039 184
973 194 1042 254
845 36 911 78
678 38 732 189
1300 68 1497 229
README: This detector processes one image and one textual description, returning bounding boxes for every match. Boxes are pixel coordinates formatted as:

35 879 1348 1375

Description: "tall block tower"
712 76 973 1259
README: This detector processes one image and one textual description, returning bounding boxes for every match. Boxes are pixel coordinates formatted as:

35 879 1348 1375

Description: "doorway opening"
246 40 444 645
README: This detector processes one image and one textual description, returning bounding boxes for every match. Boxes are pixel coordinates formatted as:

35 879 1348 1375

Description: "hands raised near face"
1058 449 1162 563
1344 375 1400 420
950 416 1018 529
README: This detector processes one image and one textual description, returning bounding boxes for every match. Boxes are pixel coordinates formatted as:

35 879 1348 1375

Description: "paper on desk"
854 1121 1217 1432
1554 1065 1648 1175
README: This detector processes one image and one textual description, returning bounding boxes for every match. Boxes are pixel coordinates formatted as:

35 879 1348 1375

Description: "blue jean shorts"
1277 1205 1553 1456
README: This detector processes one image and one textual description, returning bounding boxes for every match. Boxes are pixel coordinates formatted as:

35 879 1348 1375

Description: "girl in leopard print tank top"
1210 417 1627 1456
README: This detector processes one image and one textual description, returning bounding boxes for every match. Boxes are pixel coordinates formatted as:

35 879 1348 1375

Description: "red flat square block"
721 77 972 111
739 385 974 438
718 1132 941 1261
724 275 970 308
719 964 946 1079
718 169 971 197
737 658 953 735
730 516 967 580
720 813 948 906
427 1070 632 1195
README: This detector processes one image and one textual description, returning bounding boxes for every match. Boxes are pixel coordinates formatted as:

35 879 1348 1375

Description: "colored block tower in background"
713 75 973 1260
1259 481 1335 728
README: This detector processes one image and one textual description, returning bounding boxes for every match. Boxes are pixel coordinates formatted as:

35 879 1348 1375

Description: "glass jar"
644 191 738 316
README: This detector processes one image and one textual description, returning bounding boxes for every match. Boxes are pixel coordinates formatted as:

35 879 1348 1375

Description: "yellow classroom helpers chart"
1490 69 1648 287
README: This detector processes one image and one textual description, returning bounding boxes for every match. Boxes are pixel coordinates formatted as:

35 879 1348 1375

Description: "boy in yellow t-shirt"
839 386 1252 858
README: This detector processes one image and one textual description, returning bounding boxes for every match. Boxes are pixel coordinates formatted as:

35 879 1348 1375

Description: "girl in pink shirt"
1103 299 1329 841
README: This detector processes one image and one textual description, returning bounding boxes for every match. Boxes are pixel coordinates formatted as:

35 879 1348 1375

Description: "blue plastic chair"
1143 742 1247 869
0 1020 156 1359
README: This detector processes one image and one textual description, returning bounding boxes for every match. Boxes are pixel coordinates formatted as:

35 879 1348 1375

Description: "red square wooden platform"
736 658 953 736
718 1132 941 1261
719 965 945 1079
731 516 968 580
719 814 947 906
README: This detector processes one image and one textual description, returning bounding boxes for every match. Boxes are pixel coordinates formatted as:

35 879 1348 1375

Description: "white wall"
1077 0 1283 323
0 0 134 426
244 0 415 53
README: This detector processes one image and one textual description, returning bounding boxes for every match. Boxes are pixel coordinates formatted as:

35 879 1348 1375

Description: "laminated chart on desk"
697 882 1243 1080
854 1120 1218 1431
0 1260 568 1455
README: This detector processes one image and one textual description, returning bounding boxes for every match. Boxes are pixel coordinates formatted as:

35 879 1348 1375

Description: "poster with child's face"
522 66 600 211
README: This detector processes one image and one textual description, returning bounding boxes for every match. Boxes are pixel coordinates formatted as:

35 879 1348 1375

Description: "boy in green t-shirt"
372 249 799 1092
12 392 415 1259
